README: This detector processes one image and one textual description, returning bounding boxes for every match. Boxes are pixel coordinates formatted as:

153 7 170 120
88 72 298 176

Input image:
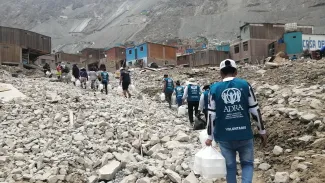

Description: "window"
201 53 205 59
140 46 144 51
243 42 248 51
234 45 240 53
129 50 132 54
41 59 46 64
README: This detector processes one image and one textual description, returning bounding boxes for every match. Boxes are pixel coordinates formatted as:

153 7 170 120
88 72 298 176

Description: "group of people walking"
163 59 267 183
53 63 132 97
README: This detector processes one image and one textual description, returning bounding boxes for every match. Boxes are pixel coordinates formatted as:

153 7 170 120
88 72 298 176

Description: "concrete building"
0 26 51 66
55 52 85 68
80 48 106 69
104 47 126 72
230 23 313 64
35 54 55 69
177 50 229 67
126 42 177 67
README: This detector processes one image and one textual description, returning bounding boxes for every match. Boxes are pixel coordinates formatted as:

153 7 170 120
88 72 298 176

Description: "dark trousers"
102 82 108 94
188 101 199 123
165 92 173 107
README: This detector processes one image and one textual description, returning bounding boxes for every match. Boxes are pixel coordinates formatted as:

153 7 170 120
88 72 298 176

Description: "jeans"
165 92 173 107
218 139 254 183
176 96 183 107
102 82 108 95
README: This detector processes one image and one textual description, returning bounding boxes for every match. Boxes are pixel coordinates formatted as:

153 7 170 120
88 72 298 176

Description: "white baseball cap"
220 59 237 70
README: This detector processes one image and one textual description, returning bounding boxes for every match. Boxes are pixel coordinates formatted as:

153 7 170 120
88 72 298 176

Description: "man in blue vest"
163 74 174 108
199 85 210 122
182 78 202 124
174 81 184 107
206 59 267 183
321 45 325 58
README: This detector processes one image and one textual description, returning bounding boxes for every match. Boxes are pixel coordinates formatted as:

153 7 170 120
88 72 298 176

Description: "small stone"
273 146 283 155
274 172 290 183
258 163 271 171
120 174 137 183
310 99 322 109
148 144 162 156
98 160 121 180
54 113 62 122
165 141 182 149
155 153 168 160
290 171 300 180
132 139 141 149
311 138 325 148
150 136 160 145
296 163 308 171
88 175 98 183
44 150 53 158
183 172 198 183
101 153 114 165
48 175 59 183
298 135 314 142
174 132 190 142
300 113 317 123
285 149 292 153
161 136 171 143
0 156 9 163
13 153 25 161
73 133 85 141
165 169 182 183
34 109 43 115
23 174 33 179
136 177 151 183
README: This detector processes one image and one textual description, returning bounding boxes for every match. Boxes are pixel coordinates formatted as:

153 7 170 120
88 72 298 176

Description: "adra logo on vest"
221 88 244 114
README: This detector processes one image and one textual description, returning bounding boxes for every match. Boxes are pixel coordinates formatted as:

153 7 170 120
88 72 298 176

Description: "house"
35 54 55 69
230 23 313 64
283 32 325 56
0 26 51 66
55 52 85 68
126 42 177 67
104 46 126 72
80 48 106 69
177 50 229 67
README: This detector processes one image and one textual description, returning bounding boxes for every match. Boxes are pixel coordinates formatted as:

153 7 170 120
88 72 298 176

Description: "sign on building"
302 34 325 51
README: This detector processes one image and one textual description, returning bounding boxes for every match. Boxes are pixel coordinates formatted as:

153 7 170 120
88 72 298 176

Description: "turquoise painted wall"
284 32 303 55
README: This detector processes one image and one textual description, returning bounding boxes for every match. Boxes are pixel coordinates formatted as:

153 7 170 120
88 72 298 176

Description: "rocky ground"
1 60 325 183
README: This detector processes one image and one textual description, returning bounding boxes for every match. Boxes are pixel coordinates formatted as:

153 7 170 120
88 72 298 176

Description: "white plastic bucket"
98 84 104 91
178 105 187 116
160 93 165 101
117 86 123 93
172 95 176 105
75 80 81 87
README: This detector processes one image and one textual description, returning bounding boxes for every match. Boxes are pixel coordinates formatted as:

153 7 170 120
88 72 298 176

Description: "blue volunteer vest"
210 78 252 141
203 90 209 110
164 78 174 93
175 86 184 98
187 84 200 101
101 72 109 82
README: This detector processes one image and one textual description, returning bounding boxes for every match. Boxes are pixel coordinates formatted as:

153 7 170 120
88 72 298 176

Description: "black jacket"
72 65 80 78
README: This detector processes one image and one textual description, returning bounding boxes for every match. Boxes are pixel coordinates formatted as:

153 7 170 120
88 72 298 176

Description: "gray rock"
310 99 322 109
273 146 283 156
311 138 325 148
165 141 182 149
161 136 171 143
183 172 198 183
54 113 62 122
101 153 114 165
98 160 122 180
136 177 151 183
120 174 137 183
300 113 317 123
258 163 271 171
289 171 300 180
274 172 290 183
0 156 9 163
88 175 98 183
150 135 160 145
148 144 162 156
174 132 190 142
165 169 182 183
298 135 314 142
73 133 85 141
132 139 141 149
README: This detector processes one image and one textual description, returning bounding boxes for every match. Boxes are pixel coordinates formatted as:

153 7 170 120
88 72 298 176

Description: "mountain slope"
0 0 324 53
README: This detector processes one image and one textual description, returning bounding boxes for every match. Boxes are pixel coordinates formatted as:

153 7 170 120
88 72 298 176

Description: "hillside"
0 0 324 53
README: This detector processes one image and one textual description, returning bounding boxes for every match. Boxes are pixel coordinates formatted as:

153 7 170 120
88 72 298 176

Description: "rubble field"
1 60 325 183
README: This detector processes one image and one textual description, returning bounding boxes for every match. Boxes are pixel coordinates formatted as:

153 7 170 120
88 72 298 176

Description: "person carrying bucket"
199 85 210 122
206 59 267 183
174 80 184 107
182 78 201 124
163 74 174 108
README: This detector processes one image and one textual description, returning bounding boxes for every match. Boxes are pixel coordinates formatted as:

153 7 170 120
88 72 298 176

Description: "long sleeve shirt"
182 83 202 100
207 77 266 140
198 93 205 111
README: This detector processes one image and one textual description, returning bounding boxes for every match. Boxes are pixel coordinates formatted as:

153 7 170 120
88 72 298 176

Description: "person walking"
72 64 80 86
79 68 88 89
120 67 132 98
182 78 201 124
163 74 174 108
174 81 184 107
100 68 109 95
56 64 62 80
199 85 210 122
88 67 98 90
206 59 267 183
